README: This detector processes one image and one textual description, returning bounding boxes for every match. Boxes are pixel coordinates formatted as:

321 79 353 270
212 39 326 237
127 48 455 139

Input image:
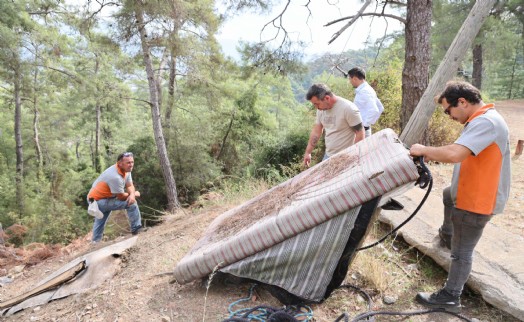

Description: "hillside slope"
0 100 522 322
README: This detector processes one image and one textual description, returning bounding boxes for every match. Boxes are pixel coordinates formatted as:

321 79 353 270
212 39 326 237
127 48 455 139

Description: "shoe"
439 228 452 250
132 227 149 235
416 289 461 313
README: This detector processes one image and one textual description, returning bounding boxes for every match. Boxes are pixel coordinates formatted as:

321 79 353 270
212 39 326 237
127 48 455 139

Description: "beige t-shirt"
316 97 362 157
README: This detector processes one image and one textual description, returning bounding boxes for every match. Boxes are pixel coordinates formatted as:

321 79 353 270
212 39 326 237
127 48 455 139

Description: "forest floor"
0 100 522 322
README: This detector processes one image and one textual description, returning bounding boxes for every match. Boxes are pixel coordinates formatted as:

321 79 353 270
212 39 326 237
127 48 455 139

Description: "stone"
383 295 397 305
379 187 524 321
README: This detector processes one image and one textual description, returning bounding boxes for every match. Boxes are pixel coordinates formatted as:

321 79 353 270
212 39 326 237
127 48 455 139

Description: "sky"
215 0 404 60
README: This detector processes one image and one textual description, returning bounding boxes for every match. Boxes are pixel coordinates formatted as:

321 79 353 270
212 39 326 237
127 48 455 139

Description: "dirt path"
491 100 524 236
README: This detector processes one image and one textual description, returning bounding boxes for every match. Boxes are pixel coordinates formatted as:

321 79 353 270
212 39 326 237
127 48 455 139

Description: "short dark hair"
306 83 334 101
347 67 366 80
438 81 482 107
117 152 133 161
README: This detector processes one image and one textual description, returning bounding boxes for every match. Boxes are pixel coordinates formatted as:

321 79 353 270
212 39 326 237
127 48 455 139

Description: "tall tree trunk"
14 66 24 217
32 101 42 179
164 53 176 148
472 42 483 89
134 1 179 211
400 0 498 147
217 110 236 161
507 47 519 99
400 0 432 133
95 103 102 173
31 55 43 181
94 55 102 173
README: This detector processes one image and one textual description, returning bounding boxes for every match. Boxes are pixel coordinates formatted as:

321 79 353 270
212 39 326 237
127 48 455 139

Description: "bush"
4 223 28 247
252 129 313 181
128 136 221 211
426 108 462 146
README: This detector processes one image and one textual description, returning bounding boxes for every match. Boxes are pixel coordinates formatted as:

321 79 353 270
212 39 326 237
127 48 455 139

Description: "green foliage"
252 129 310 180
426 108 463 147
24 202 88 245
0 0 34 32
431 0 524 99
310 62 404 135
238 41 308 77
128 136 221 210
0 0 521 247
368 60 404 134
2 176 91 246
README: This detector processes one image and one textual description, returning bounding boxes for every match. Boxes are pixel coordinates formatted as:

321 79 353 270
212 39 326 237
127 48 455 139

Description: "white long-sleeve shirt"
354 82 384 127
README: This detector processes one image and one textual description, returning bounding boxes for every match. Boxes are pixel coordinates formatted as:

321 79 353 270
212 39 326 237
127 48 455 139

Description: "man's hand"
134 191 141 198
409 144 426 157
303 153 312 168
127 194 136 205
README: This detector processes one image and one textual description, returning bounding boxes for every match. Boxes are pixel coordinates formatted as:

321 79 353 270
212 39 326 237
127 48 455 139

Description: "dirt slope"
0 100 522 322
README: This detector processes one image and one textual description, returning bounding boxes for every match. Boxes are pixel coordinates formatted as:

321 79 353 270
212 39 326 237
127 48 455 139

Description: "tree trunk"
14 66 24 217
472 42 483 89
400 0 498 147
134 1 180 211
164 53 176 148
94 56 102 173
217 110 235 161
31 53 43 181
507 47 519 99
400 0 432 133
95 103 102 173
32 101 42 179
0 223 4 245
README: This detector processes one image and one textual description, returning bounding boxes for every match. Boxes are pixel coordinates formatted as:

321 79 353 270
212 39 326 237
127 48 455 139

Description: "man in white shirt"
348 67 384 137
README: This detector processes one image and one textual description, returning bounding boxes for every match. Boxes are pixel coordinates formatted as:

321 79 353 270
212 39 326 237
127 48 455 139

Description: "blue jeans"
441 187 492 296
92 198 142 242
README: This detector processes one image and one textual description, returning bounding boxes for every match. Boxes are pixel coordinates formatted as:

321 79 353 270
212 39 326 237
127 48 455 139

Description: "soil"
0 100 522 322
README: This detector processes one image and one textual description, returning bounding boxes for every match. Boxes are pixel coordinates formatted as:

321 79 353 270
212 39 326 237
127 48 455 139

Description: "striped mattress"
173 129 419 301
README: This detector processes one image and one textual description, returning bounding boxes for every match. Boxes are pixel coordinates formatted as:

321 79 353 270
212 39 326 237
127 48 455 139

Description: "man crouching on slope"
87 152 146 243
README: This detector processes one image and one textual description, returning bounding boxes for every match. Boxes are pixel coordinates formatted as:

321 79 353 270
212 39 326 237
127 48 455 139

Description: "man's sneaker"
132 227 149 235
438 227 452 250
416 289 461 313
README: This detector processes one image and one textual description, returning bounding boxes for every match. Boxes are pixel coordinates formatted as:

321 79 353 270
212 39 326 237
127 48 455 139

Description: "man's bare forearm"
306 134 320 154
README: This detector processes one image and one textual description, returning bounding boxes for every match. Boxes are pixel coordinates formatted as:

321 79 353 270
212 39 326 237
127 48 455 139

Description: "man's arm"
409 143 472 163
304 123 323 167
115 182 140 204
351 123 365 144
125 182 141 205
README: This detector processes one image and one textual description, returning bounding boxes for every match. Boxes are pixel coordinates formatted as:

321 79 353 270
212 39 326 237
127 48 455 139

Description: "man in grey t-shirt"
303 83 365 167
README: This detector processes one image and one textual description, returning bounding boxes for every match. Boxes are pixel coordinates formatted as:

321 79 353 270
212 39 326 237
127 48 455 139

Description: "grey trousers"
441 186 492 297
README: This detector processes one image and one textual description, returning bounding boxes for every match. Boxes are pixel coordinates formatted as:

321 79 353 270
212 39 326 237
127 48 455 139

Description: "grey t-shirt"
316 97 362 157
451 107 511 214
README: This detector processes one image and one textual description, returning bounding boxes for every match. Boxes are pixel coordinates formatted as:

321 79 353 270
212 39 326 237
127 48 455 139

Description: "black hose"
357 157 432 251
